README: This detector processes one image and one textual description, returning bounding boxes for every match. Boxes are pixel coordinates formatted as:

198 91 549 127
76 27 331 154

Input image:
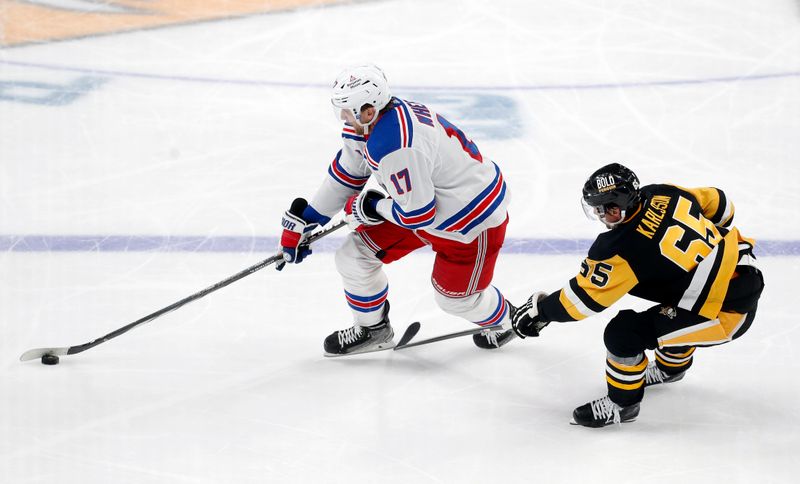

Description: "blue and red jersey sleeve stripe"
435 163 506 235
341 127 366 142
327 150 369 190
390 199 436 229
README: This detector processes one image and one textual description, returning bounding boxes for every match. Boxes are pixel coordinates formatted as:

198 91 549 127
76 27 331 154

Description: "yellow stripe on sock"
607 356 648 373
606 375 644 391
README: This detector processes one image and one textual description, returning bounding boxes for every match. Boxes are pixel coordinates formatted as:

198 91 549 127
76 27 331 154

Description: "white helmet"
331 64 392 129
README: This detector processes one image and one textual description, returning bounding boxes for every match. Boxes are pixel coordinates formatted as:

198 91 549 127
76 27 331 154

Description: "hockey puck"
41 354 60 365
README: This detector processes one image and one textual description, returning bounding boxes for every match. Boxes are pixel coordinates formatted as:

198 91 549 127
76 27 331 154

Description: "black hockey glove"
511 292 550 338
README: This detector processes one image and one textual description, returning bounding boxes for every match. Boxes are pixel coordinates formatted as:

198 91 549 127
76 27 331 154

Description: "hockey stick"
19 219 347 362
323 321 510 357
394 322 509 351
322 321 421 358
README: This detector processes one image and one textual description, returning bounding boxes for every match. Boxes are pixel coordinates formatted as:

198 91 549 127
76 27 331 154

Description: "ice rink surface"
1 0 799 482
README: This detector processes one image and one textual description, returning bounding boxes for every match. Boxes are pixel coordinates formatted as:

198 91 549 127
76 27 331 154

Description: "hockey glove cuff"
345 189 386 228
511 291 550 338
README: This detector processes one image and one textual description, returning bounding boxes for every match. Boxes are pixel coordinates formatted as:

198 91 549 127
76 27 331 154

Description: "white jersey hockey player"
277 64 516 356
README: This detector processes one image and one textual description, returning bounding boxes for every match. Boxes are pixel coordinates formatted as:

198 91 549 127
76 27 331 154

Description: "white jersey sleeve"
309 127 370 221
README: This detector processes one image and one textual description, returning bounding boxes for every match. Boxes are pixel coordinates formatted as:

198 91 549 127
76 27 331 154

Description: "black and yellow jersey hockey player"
511 163 765 428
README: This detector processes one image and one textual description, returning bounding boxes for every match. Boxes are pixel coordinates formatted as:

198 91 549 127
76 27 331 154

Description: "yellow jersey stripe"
719 311 747 336
659 320 729 347
675 185 720 220
559 289 589 320
698 228 740 319
576 255 638 308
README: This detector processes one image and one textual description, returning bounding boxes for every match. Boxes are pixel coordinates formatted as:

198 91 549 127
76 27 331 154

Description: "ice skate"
473 301 517 349
644 362 686 387
570 395 640 428
323 303 394 356
472 326 517 349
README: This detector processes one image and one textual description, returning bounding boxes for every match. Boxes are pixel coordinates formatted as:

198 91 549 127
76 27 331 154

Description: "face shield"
331 102 379 135
332 104 368 127
581 197 625 229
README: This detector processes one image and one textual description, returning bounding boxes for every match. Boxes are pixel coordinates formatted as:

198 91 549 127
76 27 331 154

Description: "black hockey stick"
19 219 347 362
323 321 510 357
394 322 510 350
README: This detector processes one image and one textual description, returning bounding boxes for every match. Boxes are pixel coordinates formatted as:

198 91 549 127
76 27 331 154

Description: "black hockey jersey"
538 184 751 323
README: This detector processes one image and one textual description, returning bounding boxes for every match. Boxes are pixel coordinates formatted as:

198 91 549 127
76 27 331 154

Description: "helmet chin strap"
357 112 379 135
601 209 627 229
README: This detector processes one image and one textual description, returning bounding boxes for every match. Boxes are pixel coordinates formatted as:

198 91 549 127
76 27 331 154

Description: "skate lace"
338 326 364 346
644 363 666 385
483 330 500 347
590 396 621 424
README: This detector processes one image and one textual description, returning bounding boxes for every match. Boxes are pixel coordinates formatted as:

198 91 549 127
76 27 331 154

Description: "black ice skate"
644 362 686 387
323 303 394 356
473 301 517 349
571 395 640 428
472 327 517 349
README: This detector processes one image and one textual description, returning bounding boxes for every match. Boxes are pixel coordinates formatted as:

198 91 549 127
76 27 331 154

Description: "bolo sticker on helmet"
595 174 639 194
596 175 618 193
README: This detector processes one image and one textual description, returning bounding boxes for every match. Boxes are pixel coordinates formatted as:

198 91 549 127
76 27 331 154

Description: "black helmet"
581 163 641 226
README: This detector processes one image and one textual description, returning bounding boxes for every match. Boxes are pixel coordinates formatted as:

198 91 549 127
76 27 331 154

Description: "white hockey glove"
344 189 385 229
276 198 318 271
511 291 549 338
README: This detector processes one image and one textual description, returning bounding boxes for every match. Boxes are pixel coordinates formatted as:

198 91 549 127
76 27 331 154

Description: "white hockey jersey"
311 98 509 243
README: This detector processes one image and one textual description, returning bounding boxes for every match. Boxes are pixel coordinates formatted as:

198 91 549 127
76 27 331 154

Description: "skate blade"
569 417 638 427
323 341 396 358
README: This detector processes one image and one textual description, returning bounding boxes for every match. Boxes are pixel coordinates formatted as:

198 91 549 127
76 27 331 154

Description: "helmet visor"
333 105 361 125
581 197 625 228
581 196 604 221
332 103 378 128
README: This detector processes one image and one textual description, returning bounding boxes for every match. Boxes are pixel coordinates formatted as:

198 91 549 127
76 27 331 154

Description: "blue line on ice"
2 59 798 92
1 235 797 256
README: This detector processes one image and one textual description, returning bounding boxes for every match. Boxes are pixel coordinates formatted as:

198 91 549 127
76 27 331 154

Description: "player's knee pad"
604 310 653 358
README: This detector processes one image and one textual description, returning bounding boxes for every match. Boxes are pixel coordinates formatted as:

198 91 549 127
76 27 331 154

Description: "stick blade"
19 347 68 362
395 322 421 348
395 324 505 351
